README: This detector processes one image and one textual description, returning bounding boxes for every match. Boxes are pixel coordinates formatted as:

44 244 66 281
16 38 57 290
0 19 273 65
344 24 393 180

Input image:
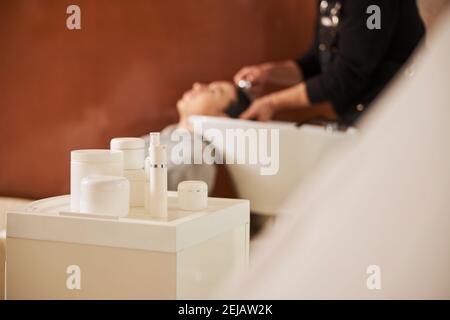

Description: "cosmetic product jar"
124 169 145 207
80 176 130 217
177 181 208 211
144 157 150 212
110 137 145 170
70 149 124 211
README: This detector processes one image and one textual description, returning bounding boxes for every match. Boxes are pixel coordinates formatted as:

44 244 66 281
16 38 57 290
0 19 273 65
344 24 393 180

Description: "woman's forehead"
209 81 228 88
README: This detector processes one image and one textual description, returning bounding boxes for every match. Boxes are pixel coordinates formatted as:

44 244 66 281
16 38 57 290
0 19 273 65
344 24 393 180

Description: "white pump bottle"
147 132 168 218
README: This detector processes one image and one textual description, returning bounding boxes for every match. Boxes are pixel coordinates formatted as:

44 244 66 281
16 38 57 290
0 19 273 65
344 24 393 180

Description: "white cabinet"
6 193 249 299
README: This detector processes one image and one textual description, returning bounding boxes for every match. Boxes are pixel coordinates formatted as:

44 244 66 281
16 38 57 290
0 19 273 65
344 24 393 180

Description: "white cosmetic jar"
110 137 145 170
80 176 130 217
123 169 145 207
70 149 124 211
177 181 208 211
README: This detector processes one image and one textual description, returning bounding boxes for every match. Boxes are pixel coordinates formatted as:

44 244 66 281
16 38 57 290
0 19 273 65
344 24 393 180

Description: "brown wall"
0 0 316 199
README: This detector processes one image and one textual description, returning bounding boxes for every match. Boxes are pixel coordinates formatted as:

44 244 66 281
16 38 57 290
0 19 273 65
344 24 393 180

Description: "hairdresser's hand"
234 61 302 98
234 63 276 97
239 95 276 121
240 82 311 121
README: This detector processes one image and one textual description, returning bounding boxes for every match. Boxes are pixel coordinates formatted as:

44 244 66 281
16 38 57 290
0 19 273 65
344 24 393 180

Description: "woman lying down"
142 81 251 194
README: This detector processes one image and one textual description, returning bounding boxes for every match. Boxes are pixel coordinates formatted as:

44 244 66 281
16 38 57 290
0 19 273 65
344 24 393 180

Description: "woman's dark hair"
225 87 252 118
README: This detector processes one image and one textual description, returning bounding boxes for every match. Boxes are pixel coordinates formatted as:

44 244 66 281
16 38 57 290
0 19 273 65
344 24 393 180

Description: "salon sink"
189 116 357 215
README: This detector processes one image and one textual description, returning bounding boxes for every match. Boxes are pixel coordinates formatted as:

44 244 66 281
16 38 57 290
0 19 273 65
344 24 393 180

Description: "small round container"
177 181 208 211
70 149 124 212
110 137 145 170
124 169 145 207
80 176 130 217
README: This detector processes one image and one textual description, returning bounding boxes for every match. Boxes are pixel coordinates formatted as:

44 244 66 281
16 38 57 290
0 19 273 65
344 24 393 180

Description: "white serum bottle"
147 132 168 218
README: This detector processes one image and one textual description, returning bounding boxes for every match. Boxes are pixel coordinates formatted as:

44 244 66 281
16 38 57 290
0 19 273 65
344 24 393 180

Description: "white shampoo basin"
189 116 356 216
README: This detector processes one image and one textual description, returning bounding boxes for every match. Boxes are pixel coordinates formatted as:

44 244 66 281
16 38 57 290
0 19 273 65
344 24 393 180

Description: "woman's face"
177 81 236 119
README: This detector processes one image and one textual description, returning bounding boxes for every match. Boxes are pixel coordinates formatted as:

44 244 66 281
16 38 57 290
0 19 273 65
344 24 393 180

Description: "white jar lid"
110 137 145 150
71 149 123 163
81 176 129 192
177 180 208 193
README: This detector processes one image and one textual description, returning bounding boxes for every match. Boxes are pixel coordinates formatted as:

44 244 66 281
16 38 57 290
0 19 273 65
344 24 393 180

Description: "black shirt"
297 0 425 125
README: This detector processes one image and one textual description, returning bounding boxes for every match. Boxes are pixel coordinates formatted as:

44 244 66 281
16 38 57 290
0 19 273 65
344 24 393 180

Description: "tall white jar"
70 149 124 211
123 169 145 207
110 138 145 170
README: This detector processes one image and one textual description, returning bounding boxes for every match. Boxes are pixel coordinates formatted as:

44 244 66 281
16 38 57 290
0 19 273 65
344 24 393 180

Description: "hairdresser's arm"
234 3 320 94
240 82 310 121
238 19 318 121
295 9 321 81
233 60 303 97
234 60 304 86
